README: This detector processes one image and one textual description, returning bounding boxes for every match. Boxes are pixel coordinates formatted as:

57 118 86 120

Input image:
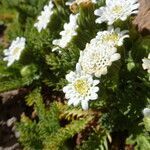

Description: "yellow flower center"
74 79 89 95
66 29 73 36
103 33 119 43
13 47 20 56
112 5 123 14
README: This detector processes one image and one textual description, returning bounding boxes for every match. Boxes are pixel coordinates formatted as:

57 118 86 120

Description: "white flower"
142 53 150 74
76 0 97 5
79 43 120 77
91 26 129 47
52 14 78 49
63 64 100 110
94 0 139 25
51 47 62 54
34 1 54 32
91 0 97 4
143 108 150 118
65 0 74 6
3 37 26 66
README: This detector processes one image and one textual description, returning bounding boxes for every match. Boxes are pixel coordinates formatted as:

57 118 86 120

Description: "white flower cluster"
142 53 150 74
52 14 79 49
79 26 129 78
94 0 139 25
3 0 141 111
3 37 26 66
63 26 129 109
3 1 54 66
63 0 140 110
34 1 54 32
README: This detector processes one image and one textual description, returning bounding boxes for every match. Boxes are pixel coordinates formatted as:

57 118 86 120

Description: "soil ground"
0 89 28 150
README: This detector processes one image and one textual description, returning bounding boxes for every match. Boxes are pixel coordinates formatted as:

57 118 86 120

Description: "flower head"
143 108 150 118
34 1 54 32
91 26 129 47
65 0 74 6
63 64 100 110
94 0 139 25
3 37 26 66
142 53 150 74
79 43 120 77
76 0 97 5
52 14 78 49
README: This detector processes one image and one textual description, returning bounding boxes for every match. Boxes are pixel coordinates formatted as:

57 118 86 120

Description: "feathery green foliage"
17 88 95 149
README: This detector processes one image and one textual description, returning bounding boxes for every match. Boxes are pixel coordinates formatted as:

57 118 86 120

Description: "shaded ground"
0 86 65 150
0 89 29 150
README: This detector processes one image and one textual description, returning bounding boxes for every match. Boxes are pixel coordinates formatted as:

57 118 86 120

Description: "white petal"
93 80 100 86
81 100 89 110
73 98 80 106
148 54 150 59
65 93 72 99
68 98 74 106
92 87 99 93
111 53 121 62
66 71 76 82
98 68 108 76
90 93 98 100
63 86 70 93
95 71 102 78
76 63 82 73
94 9 101 16
120 16 127 21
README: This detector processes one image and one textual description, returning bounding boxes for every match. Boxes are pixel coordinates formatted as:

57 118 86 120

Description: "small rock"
133 0 150 35
7 117 17 127
14 131 20 138
11 126 20 138
0 90 19 104
0 143 20 150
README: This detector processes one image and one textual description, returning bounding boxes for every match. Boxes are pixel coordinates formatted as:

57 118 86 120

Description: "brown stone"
133 0 150 35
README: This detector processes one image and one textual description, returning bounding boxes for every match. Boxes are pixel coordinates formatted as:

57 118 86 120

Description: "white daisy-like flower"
91 26 129 47
79 43 120 77
3 37 26 66
34 1 54 32
65 0 74 6
94 0 139 25
52 14 78 49
63 63 100 110
143 108 150 118
142 53 150 74
76 0 97 5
